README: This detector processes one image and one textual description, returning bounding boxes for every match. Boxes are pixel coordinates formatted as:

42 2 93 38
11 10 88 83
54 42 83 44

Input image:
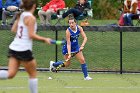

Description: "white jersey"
9 12 37 51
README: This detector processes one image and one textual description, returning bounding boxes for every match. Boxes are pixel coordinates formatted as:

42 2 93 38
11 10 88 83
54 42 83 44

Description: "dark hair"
68 17 77 23
78 0 87 3
78 0 87 1
15 0 37 19
20 0 38 10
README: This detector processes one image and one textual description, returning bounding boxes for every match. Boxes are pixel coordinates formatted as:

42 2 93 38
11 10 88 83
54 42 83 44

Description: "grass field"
0 72 140 93
0 20 140 93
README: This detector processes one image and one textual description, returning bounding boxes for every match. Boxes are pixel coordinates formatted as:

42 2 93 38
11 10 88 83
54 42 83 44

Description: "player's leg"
8 57 20 79
51 54 71 67
50 54 71 72
22 59 38 93
0 57 20 79
75 51 92 80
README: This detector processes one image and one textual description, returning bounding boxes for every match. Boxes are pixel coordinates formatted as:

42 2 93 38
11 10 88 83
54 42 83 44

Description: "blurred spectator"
123 0 138 26
57 0 91 19
0 0 2 20
1 0 21 26
38 0 65 26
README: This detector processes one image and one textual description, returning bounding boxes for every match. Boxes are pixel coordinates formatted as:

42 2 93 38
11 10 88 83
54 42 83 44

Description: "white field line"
64 86 140 89
0 86 140 90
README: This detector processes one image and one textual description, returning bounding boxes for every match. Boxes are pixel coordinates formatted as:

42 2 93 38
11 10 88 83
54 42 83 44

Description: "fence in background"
0 26 140 74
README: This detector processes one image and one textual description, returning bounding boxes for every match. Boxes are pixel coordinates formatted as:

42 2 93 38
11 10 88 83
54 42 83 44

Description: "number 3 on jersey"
18 26 23 38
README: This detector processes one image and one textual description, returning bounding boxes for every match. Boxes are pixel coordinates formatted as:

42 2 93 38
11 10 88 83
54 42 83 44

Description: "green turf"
0 72 140 93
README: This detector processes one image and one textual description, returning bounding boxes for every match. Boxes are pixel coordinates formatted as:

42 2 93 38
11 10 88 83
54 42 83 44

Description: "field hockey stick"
50 39 66 45
55 51 80 72
47 24 66 45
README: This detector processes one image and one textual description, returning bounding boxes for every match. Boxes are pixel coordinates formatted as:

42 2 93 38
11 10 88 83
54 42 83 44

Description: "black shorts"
8 49 34 61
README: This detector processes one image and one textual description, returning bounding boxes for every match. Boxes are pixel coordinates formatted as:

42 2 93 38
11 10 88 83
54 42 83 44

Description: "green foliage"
38 0 50 5
38 0 77 7
93 0 122 19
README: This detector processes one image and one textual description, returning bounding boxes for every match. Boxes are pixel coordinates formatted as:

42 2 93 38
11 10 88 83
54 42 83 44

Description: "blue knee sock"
81 63 88 78
53 61 64 67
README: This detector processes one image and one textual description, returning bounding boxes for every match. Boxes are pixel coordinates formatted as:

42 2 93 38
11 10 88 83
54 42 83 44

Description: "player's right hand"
67 53 71 60
44 38 52 45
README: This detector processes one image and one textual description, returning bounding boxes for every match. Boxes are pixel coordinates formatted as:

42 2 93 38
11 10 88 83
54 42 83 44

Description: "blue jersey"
0 0 2 9
62 25 80 55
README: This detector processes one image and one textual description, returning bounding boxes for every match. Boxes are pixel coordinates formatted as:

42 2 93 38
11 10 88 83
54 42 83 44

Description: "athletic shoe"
57 15 62 19
49 61 55 72
84 76 92 80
